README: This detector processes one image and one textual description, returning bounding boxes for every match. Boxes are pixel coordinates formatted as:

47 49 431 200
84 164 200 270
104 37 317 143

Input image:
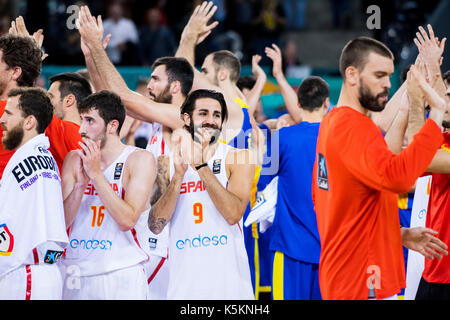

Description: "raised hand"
265 43 283 78
182 1 219 45
76 6 104 49
414 24 446 67
252 55 266 80
9 16 48 61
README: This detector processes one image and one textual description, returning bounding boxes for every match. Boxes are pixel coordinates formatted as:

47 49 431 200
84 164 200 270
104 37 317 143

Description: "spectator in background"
0 16 10 37
103 1 139 65
283 0 307 30
282 39 311 79
138 7 177 67
251 0 286 66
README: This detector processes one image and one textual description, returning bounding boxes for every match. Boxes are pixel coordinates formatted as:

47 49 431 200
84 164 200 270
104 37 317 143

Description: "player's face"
79 109 107 148
186 97 223 145
147 65 173 103
0 96 25 150
47 81 65 120
357 52 393 112
201 55 220 87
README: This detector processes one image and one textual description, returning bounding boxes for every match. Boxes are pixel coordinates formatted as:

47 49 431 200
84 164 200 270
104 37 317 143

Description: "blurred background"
0 0 449 119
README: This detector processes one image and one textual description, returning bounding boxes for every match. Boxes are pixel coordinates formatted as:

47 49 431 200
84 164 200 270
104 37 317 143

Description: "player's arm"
149 155 170 206
245 55 267 117
80 138 156 231
148 136 187 234
383 91 409 154
77 6 183 129
197 148 255 225
175 1 219 91
265 43 302 123
62 150 90 228
426 149 450 173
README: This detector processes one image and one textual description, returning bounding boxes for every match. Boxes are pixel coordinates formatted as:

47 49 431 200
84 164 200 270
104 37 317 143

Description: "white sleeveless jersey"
167 142 254 300
144 122 170 258
64 146 149 276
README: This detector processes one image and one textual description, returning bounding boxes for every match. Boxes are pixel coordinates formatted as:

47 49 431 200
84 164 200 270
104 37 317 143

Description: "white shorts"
62 264 148 300
0 264 63 300
144 254 169 300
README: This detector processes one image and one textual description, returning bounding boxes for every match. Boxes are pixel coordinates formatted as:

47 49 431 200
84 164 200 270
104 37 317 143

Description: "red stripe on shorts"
25 265 32 300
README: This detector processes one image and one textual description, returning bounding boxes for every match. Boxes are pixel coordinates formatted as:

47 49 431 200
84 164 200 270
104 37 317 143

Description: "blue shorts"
272 251 322 300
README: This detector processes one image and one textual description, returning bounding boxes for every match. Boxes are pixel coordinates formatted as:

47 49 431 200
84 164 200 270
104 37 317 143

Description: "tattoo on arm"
148 211 167 234
150 155 170 206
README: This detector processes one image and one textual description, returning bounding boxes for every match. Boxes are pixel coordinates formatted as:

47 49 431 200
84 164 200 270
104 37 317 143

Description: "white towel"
0 134 68 277
244 177 278 233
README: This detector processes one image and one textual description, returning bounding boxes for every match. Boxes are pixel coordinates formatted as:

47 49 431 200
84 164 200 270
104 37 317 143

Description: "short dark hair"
297 76 329 112
49 72 92 103
339 37 394 79
180 89 228 124
237 76 256 91
443 70 450 85
152 57 194 97
211 50 241 84
0 34 43 87
77 90 126 135
8 87 53 133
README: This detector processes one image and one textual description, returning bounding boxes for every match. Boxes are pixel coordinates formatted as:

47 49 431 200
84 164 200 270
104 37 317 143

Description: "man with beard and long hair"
311 36 449 300
60 91 156 299
148 89 256 299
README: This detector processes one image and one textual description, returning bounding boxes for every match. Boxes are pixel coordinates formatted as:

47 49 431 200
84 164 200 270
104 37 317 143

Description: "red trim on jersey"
130 228 142 249
25 265 32 300
147 257 166 284
161 137 165 155
32 248 39 264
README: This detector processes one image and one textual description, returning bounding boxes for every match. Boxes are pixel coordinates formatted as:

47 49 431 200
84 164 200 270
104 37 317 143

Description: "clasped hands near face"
171 125 220 176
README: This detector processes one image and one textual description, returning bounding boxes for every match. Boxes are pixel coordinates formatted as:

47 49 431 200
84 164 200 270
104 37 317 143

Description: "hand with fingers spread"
182 1 219 45
9 16 48 61
414 24 446 68
77 138 102 180
402 227 448 260
265 43 283 78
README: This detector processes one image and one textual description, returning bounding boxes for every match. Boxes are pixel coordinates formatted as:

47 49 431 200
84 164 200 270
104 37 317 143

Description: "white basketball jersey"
64 146 149 276
145 122 170 258
167 142 254 300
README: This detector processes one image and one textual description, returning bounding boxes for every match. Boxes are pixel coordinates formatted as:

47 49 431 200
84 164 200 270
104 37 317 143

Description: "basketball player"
149 89 255 299
176 1 260 147
0 88 68 299
61 91 156 299
143 56 194 299
312 36 448 300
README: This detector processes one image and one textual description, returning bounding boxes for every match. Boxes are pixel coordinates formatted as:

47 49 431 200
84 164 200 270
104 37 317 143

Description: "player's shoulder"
128 147 156 164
